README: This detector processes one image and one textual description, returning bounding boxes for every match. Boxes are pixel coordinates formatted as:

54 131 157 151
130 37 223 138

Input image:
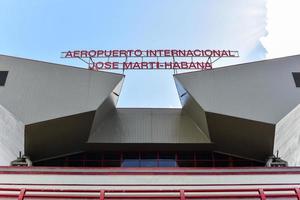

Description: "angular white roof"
175 55 300 124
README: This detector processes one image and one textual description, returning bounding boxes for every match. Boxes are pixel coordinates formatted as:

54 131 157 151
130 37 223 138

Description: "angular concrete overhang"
174 55 300 163
87 108 213 151
0 55 124 161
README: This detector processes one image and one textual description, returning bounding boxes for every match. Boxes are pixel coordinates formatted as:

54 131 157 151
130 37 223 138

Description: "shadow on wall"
0 105 24 166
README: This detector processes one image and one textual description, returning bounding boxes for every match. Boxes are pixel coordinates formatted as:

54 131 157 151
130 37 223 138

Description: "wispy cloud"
261 0 300 58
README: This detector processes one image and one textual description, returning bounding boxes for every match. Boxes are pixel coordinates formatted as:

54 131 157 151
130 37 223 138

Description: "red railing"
1 187 300 200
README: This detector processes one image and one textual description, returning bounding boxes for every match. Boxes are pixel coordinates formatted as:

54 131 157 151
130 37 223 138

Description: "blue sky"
0 0 298 108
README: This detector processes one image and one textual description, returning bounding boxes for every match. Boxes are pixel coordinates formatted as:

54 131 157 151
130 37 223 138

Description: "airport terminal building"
0 54 300 199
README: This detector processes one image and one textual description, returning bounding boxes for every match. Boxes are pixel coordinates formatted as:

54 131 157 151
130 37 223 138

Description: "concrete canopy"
87 108 212 151
0 55 124 162
174 55 300 124
174 55 300 162
0 55 124 124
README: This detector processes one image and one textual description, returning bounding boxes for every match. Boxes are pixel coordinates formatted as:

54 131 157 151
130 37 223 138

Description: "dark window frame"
292 72 300 87
0 71 8 86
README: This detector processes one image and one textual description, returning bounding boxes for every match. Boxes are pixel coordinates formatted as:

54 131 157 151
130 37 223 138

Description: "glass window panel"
177 161 194 167
85 152 101 160
213 153 229 161
85 161 100 167
67 153 85 160
0 71 8 86
102 161 120 167
141 152 157 159
123 152 139 159
177 152 194 160
140 159 157 167
103 152 120 160
196 161 213 167
195 151 212 160
159 152 175 159
122 159 140 167
292 72 300 87
214 161 230 167
159 159 177 167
